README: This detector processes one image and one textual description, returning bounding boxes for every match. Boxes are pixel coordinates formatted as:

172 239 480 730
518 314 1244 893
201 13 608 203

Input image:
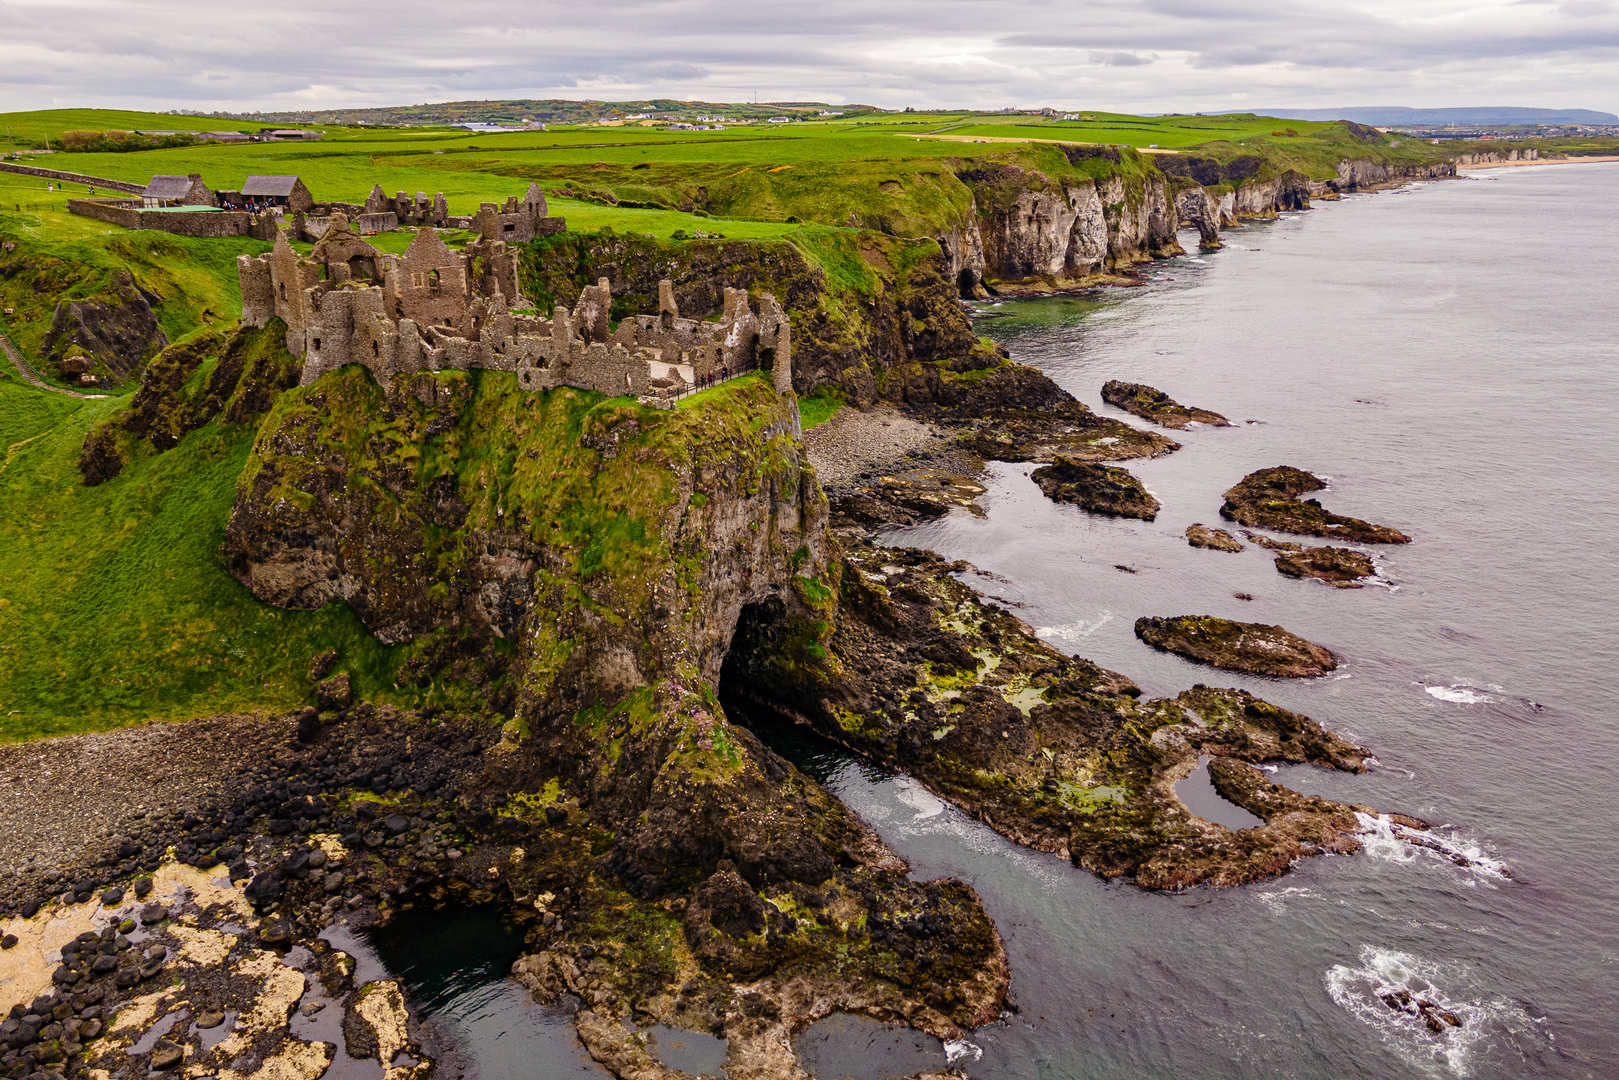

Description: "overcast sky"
3 0 1616 115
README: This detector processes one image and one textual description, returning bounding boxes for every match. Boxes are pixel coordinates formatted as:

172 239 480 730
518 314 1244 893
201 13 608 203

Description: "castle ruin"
237 214 792 403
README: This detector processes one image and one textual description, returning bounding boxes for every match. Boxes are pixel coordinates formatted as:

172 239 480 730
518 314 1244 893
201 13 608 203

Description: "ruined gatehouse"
237 214 792 403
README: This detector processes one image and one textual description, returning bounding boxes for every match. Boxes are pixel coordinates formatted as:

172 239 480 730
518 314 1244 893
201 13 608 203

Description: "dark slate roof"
241 175 301 197
143 175 195 199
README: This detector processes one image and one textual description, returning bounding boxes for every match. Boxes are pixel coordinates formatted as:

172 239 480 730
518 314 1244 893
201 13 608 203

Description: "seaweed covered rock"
1031 457 1159 520
1221 466 1410 544
1134 615 1337 677
955 387 1180 464
1275 545 1377 588
1242 530 1302 552
1102 380 1231 429
1186 523 1243 552
722 540 1385 890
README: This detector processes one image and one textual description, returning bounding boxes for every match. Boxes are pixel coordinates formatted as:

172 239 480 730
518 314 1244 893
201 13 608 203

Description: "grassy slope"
0 375 409 740
0 198 265 390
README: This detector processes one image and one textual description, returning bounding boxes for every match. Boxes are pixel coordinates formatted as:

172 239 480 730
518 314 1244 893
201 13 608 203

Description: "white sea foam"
1425 684 1496 704
1255 885 1315 913
894 778 945 820
1035 611 1114 642
1355 812 1511 881
943 1039 983 1064
1325 945 1501 1075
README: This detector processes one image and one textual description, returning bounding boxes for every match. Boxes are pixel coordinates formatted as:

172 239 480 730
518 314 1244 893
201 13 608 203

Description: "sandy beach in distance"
1459 154 1619 169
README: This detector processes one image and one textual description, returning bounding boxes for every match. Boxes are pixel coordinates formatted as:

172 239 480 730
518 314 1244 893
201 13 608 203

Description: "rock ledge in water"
1030 457 1159 520
1185 523 1243 552
1134 615 1337 677
1275 546 1376 588
1220 466 1410 544
1102 381 1231 429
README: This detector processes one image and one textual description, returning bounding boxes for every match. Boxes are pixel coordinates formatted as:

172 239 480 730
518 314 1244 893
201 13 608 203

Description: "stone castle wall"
239 214 790 404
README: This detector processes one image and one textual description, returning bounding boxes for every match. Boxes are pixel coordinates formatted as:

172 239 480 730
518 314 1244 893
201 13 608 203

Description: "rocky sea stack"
1221 466 1411 544
1102 380 1231 429
1275 545 1377 587
1134 615 1338 677
1030 457 1159 519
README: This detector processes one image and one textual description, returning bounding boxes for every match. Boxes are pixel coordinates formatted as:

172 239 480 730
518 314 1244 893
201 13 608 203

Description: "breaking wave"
1326 946 1535 1076
1425 684 1496 704
1355 812 1510 881
1035 611 1114 642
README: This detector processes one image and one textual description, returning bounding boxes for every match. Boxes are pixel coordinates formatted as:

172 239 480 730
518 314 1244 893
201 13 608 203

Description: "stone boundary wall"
0 161 142 194
65 199 141 228
68 198 278 239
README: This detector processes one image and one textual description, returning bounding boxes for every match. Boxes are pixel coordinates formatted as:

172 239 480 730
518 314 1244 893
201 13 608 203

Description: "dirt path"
0 323 99 399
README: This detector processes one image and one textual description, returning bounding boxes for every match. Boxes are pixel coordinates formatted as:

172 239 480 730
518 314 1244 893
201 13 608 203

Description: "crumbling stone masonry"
238 214 791 403
359 181 566 240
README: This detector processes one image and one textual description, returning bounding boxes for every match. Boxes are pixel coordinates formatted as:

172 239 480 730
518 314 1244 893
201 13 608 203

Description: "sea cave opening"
717 595 848 785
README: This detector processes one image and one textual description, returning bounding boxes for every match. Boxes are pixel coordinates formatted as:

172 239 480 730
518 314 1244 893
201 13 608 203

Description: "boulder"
1030 457 1159 520
1274 546 1376 588
1185 523 1243 552
1134 615 1337 677
1220 467 1409 544
316 673 352 713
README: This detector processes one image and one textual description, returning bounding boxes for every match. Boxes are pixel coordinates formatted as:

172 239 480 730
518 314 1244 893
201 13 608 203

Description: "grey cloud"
0 0 1613 114
1089 51 1154 66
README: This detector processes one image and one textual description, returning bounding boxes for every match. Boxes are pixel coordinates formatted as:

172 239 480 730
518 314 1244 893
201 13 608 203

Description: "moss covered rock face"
1134 615 1338 678
1102 380 1231 429
1030 457 1159 520
1221 466 1411 544
218 364 1011 1070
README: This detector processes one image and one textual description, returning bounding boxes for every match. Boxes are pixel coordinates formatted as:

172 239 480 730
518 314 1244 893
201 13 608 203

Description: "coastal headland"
0 106 1601 1079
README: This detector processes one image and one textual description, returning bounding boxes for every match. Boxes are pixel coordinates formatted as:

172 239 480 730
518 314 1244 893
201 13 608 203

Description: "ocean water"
840 162 1619 1078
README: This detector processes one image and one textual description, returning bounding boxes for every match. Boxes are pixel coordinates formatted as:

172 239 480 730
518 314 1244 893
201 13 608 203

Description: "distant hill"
1232 106 1619 126
222 98 870 127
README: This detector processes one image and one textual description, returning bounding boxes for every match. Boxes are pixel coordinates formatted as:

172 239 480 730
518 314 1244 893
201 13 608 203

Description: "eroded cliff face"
966 171 1182 287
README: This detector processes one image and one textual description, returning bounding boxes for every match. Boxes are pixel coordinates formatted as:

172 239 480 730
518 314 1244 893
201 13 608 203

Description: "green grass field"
0 192 267 391
0 108 284 148
0 376 411 740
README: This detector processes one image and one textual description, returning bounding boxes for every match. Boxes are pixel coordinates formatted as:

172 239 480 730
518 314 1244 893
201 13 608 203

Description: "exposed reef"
1221 466 1411 544
1134 615 1338 678
1275 545 1377 588
1186 523 1244 552
726 540 1377 890
1030 457 1159 520
1102 380 1231 429
1242 530 1302 552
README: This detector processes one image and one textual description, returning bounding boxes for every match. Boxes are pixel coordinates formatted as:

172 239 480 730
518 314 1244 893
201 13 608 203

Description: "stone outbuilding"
238 175 314 213
141 173 216 208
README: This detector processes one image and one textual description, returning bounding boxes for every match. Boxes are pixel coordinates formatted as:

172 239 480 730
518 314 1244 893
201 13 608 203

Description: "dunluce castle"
237 184 792 404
